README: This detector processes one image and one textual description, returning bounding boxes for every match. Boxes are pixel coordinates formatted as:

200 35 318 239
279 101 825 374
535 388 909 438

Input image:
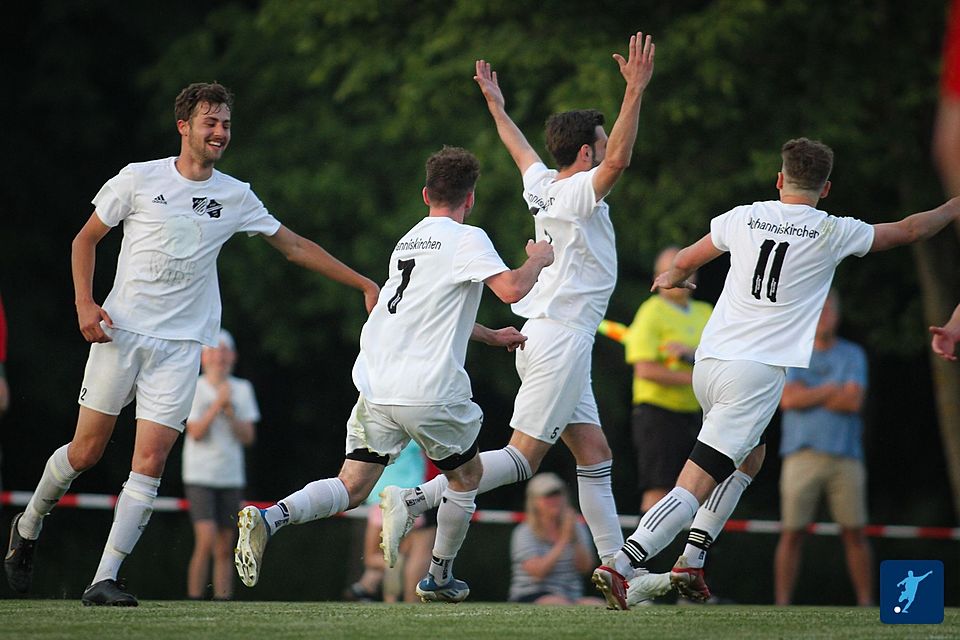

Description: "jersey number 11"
751 239 789 302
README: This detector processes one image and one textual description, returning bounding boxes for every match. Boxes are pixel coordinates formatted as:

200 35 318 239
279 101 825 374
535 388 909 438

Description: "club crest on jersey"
192 197 223 218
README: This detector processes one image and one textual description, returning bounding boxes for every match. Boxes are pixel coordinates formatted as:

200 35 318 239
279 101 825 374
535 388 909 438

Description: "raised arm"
484 239 554 303
72 212 115 343
651 233 723 292
474 60 541 176
870 197 960 252
263 225 380 313
593 32 656 200
930 302 960 362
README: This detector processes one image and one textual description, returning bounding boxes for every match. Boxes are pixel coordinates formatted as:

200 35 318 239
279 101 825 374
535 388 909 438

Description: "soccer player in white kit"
2 82 381 606
594 137 960 609
380 32 673 609
233 147 554 603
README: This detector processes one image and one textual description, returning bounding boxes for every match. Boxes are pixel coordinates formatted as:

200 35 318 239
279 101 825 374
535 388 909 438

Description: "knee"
841 528 868 547
132 450 169 477
67 441 104 472
565 430 612 465
339 475 375 509
738 445 766 477
778 530 804 550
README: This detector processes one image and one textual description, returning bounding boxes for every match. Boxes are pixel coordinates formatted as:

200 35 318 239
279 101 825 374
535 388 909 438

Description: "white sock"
613 486 699 576
577 460 623 562
92 472 160 584
267 478 349 533
683 470 752 568
19 444 81 540
406 446 531 516
429 487 477 586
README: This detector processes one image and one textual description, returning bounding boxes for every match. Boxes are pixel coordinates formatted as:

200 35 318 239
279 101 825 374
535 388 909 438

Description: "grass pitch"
0 601 957 639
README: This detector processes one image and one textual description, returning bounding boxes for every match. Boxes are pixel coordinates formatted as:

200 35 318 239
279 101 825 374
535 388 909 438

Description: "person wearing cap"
507 473 604 605
183 329 259 600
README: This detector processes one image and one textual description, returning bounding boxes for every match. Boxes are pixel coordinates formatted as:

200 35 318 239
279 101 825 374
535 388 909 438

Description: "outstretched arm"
870 197 960 252
930 302 960 362
651 233 723 292
263 225 380 313
72 211 115 343
484 239 554 303
474 60 541 176
593 32 656 200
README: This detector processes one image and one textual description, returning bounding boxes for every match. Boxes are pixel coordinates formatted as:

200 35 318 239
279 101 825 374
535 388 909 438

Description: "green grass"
0 601 958 640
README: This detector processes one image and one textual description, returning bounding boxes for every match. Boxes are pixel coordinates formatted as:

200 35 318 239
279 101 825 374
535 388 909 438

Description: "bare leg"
773 529 805 605
841 527 873 606
213 526 236 600
402 526 436 602
641 488 668 514
187 520 216 599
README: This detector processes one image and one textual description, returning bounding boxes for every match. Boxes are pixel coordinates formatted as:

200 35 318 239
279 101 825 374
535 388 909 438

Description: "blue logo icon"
879 560 944 624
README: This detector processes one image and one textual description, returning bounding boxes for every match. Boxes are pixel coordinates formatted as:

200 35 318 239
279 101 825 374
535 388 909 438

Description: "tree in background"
2 0 956 523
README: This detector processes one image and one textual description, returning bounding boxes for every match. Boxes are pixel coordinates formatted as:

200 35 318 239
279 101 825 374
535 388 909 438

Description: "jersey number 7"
387 258 416 314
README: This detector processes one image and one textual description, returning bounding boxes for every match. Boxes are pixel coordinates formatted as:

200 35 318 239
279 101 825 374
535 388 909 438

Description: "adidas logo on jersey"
152 194 167 204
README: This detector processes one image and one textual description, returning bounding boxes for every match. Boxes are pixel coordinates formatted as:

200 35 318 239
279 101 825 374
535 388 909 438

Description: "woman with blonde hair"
507 473 603 605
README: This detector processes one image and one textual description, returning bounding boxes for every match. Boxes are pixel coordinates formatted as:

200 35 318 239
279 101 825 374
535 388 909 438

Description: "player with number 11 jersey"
697 200 873 369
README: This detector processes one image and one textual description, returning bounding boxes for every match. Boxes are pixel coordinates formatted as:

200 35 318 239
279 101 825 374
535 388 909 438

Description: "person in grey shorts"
183 330 259 600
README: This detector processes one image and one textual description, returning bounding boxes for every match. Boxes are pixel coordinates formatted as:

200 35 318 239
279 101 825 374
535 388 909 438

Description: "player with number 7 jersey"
595 137 960 608
234 147 553 602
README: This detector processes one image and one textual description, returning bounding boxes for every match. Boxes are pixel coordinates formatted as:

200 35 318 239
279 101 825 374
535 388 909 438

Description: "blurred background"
0 0 957 605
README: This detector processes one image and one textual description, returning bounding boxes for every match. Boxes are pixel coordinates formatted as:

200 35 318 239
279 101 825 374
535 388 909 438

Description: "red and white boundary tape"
1 490 957 540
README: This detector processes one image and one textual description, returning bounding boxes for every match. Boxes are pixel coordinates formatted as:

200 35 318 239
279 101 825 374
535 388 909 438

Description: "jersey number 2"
387 258 416 314
751 239 789 302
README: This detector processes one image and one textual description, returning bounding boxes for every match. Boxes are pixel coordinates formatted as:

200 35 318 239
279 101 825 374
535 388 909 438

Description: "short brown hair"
174 82 234 123
545 109 605 168
425 146 480 208
781 138 834 191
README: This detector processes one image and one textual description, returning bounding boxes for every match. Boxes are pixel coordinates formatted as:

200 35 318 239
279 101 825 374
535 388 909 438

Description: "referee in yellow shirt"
625 247 712 513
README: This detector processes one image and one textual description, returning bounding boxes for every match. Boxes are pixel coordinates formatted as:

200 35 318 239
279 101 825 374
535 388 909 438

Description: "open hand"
613 32 655 92
474 59 506 111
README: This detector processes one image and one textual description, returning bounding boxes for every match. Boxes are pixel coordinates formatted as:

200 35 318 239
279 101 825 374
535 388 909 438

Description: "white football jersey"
352 216 509 405
510 162 616 333
697 200 874 368
183 375 260 488
92 158 281 345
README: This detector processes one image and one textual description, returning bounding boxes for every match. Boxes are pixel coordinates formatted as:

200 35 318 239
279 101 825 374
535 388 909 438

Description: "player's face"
183 102 231 165
590 126 608 168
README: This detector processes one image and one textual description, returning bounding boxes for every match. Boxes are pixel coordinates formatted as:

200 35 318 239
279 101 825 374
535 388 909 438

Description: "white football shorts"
692 357 786 466
510 319 600 444
79 326 202 432
344 394 483 464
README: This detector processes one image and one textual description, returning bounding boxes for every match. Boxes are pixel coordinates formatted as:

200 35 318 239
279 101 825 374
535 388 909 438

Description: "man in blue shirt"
774 289 872 606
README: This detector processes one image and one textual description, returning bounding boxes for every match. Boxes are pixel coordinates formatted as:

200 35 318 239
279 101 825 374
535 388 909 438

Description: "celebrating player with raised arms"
380 32 682 609
594 137 960 609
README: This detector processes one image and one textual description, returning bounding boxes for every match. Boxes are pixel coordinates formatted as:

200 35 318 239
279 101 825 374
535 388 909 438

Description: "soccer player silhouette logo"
896 570 933 613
